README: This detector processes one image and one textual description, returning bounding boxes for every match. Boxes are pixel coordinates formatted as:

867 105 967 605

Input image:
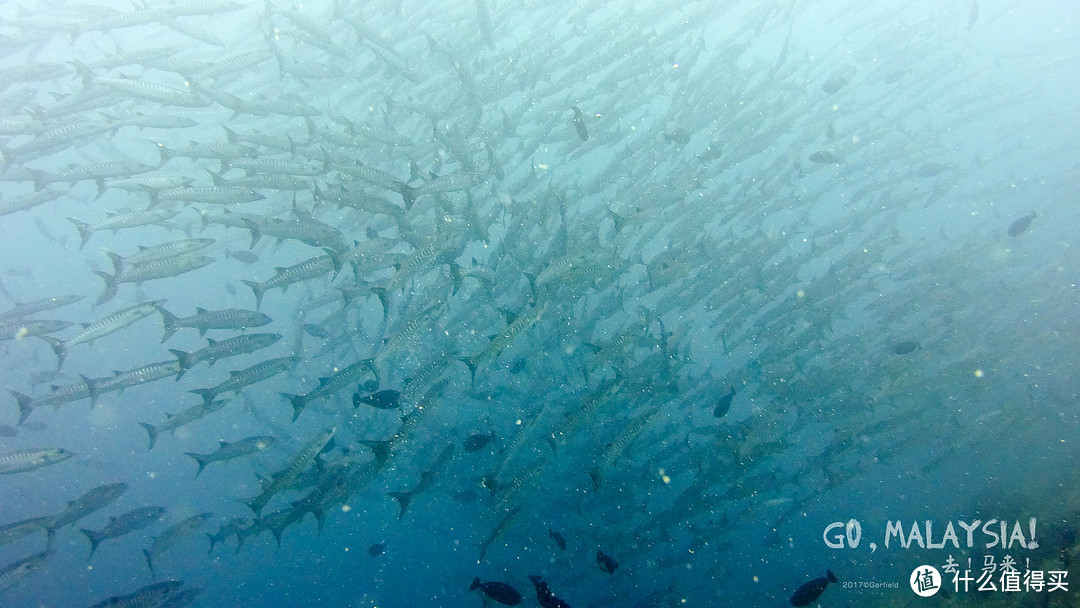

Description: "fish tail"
827 570 837 583
44 523 57 551
69 59 92 86
185 452 210 477
241 280 266 310
280 392 306 422
143 548 155 578
37 335 66 371
544 432 558 455
138 422 159 450
78 374 99 409
387 491 413 519
370 286 389 322
586 468 603 490
470 577 481 591
523 271 538 303
458 355 479 388
206 532 218 554
11 390 35 424
26 167 52 191
67 217 92 249
168 349 192 379
80 528 102 558
398 183 417 210
322 247 345 277
156 143 174 167
92 270 118 306
360 439 392 466
239 218 263 250
102 250 125 275
156 307 179 343
189 388 216 405
481 473 496 496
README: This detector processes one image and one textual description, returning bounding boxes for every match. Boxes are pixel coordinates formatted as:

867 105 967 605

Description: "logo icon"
910 565 941 597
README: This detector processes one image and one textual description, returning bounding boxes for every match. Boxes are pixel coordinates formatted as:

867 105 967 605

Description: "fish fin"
168 349 191 378
10 390 35 424
280 392 306 422
37 335 66 371
386 491 412 519
240 218 263 250
157 307 179 342
92 270 118 306
458 355 479 388
79 374 99 408
138 422 158 450
80 528 101 558
143 548 155 578
185 452 210 477
67 217 92 249
586 468 602 490
189 388 216 405
241 280 266 310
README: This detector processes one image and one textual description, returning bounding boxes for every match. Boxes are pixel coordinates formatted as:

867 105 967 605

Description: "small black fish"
663 128 690 145
0 424 17 437
808 150 839 164
463 432 494 452
367 542 385 557
529 575 572 608
916 162 947 178
596 549 618 573
227 249 259 264
713 386 735 419
454 489 479 503
570 106 589 141
549 529 566 550
353 389 401 410
302 323 329 339
890 340 920 355
790 570 837 606
700 143 722 162
470 578 522 606
821 76 848 94
1007 211 1037 237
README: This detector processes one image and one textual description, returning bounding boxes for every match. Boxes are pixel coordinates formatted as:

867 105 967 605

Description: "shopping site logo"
910 566 941 597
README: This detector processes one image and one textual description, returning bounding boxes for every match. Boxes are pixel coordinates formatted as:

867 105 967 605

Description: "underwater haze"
0 0 1078 606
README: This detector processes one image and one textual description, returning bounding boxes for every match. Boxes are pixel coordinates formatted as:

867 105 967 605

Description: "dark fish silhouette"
463 432 494 451
663 128 689 144
809 150 840 164
1007 211 1037 237
713 386 736 419
470 578 522 605
890 340 920 355
353 389 401 409
367 543 385 557
570 106 589 141
530 575 572 608
790 570 837 606
549 529 566 550
596 549 618 573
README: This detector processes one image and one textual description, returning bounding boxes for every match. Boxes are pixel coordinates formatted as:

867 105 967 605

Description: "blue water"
0 0 1078 606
